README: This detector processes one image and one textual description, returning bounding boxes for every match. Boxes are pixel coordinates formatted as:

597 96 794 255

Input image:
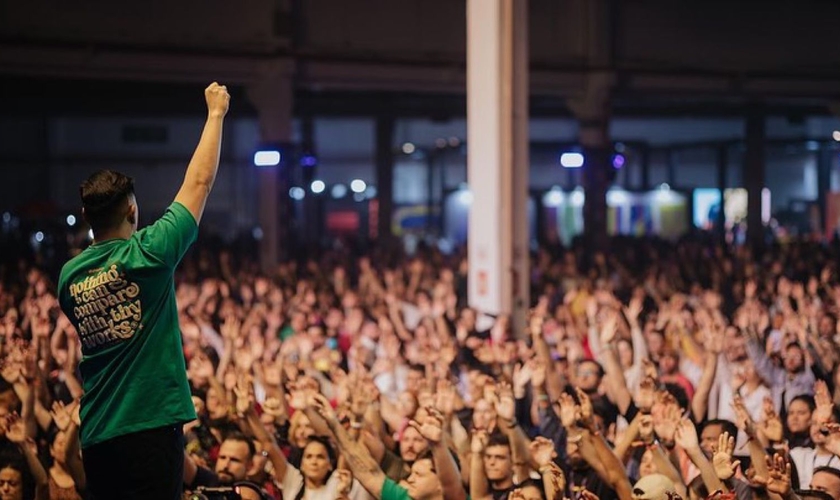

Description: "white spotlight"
560 152 584 168
253 150 281 167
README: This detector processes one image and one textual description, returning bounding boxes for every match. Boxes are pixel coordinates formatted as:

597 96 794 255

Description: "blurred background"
3 0 840 269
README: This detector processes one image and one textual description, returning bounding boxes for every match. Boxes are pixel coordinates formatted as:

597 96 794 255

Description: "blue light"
300 155 318 167
612 154 625 169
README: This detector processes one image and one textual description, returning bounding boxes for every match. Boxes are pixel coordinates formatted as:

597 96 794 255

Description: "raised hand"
71 401 81 427
556 392 580 429
732 395 756 438
758 397 783 443
435 379 456 418
471 429 488 454
624 296 643 325
512 363 532 395
220 316 241 343
205 82 230 118
336 469 353 497
575 388 595 431
636 376 657 413
409 407 444 444
813 379 833 425
823 423 840 457
310 393 337 423
674 419 699 453
5 413 26 444
578 489 599 500
233 376 254 416
765 453 792 496
262 397 286 419
51 401 72 432
600 312 618 345
530 358 547 389
495 382 516 422
712 432 740 480
654 402 681 445
529 436 558 467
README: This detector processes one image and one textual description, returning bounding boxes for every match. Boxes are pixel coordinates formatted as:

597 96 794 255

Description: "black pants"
83 425 184 500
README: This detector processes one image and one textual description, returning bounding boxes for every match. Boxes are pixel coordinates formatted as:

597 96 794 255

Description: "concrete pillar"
818 143 832 239
299 116 320 249
466 0 530 335
716 145 728 243
375 115 395 242
246 60 294 272
640 144 651 190
568 73 613 253
744 105 766 248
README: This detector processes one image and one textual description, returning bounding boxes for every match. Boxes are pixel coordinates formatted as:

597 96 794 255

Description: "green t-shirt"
58 202 198 449
381 477 411 500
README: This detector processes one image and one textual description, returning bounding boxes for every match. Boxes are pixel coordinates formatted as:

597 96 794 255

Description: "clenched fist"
205 82 230 118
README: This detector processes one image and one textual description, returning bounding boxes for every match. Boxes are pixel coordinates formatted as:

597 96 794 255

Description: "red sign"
478 270 488 296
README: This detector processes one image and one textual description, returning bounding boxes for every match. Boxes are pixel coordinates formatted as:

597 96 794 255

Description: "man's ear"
127 203 137 225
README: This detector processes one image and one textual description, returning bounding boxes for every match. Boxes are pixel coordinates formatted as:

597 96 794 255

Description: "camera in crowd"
188 486 241 500
187 482 271 500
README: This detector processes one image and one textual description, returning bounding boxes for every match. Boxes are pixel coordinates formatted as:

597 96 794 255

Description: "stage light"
253 150 281 167
350 179 367 193
289 187 306 200
331 184 348 199
542 188 564 207
310 180 326 194
66 215 77 226
560 152 584 168
300 154 317 167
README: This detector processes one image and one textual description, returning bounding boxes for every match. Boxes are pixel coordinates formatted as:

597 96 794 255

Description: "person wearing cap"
632 474 676 500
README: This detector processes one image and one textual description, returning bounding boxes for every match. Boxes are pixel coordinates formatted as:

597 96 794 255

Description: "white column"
467 0 530 333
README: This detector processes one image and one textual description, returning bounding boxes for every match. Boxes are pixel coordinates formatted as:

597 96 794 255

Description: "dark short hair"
80 169 135 233
576 359 605 378
223 431 256 458
813 465 840 482
415 448 437 472
702 419 738 441
486 432 511 451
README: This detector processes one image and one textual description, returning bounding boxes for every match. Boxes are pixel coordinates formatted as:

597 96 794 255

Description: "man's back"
58 201 198 449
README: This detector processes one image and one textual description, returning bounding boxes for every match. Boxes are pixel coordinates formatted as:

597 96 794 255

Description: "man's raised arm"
174 82 230 224
311 394 388 500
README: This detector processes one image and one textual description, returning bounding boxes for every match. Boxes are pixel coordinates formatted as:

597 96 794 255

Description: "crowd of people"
0 234 839 500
